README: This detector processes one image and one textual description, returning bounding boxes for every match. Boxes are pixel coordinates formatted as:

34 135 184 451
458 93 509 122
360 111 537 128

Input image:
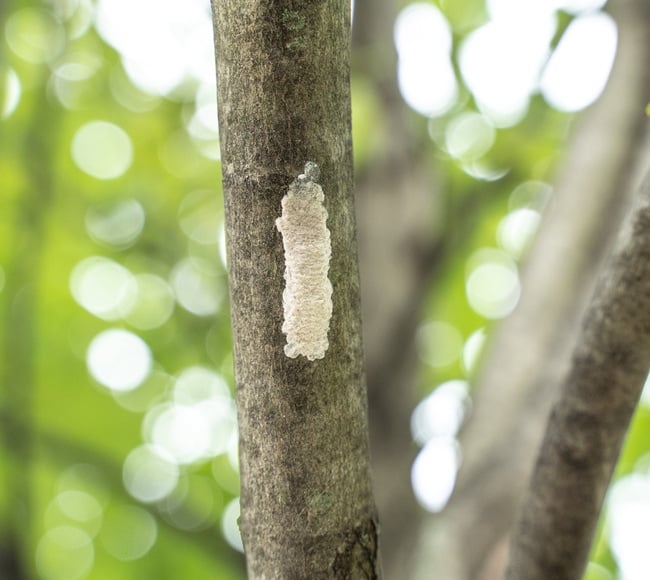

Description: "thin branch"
506 169 650 580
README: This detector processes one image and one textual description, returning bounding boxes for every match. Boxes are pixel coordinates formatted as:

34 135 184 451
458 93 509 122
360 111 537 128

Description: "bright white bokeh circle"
86 329 152 392
608 473 650 580
497 208 541 259
411 438 459 512
541 12 617 112
71 121 133 180
70 257 136 321
411 381 469 445
394 3 458 117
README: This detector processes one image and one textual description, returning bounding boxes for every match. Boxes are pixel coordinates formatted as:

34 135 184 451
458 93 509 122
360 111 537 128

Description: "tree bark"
210 2 379 578
506 168 650 580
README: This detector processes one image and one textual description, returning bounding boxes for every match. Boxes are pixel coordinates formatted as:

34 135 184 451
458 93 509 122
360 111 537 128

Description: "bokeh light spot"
508 180 552 212
85 200 145 249
100 504 157 561
5 8 65 64
109 65 161 113
95 0 214 97
218 223 228 267
222 498 244 552
171 257 223 316
123 445 179 503
463 328 487 375
71 121 133 180
460 12 555 126
411 438 459 512
411 380 469 446
125 274 175 330
148 403 214 465
1 68 21 119
87 329 152 392
394 3 457 117
57 464 110 509
174 366 230 403
497 208 541 259
556 0 607 13
56 490 103 528
186 101 219 142
607 472 650 580
145 368 236 465
64 0 95 40
445 112 496 161
112 370 172 413
541 12 617 112
35 526 94 580
416 321 463 368
70 257 136 320
466 249 520 319
52 55 103 110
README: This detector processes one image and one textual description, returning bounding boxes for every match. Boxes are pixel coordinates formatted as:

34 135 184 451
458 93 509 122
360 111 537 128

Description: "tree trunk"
210 2 379 578
506 168 650 580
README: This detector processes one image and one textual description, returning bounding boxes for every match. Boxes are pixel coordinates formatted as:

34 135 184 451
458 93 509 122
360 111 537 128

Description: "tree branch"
210 1 379 577
506 169 650 580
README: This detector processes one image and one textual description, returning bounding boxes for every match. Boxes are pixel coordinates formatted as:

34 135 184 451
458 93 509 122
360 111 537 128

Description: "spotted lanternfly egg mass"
275 162 332 360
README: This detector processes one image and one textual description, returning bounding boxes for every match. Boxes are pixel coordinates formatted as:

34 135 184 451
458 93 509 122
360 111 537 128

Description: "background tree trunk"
414 0 650 577
352 0 442 575
0 68 55 580
210 1 379 578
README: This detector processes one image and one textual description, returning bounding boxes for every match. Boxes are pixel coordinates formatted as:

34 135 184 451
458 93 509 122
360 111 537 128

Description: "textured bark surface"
506 170 650 580
210 1 379 578
414 1 650 577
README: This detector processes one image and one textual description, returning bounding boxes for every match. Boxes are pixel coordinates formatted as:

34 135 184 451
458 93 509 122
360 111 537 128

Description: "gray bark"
210 1 379 578
415 0 650 577
506 168 650 580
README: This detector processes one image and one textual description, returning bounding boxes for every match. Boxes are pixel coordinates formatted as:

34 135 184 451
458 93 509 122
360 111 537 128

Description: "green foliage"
0 1 243 578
